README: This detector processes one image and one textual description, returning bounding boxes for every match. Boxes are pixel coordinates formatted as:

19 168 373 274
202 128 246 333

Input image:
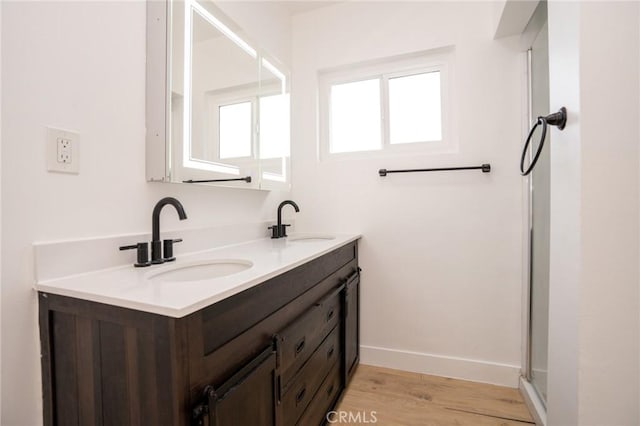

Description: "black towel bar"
183 176 252 184
379 164 491 176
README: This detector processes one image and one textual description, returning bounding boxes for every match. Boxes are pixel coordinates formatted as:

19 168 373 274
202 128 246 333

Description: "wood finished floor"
335 365 535 426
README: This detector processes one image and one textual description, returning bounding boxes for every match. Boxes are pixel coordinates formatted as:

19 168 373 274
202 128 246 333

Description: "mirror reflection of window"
161 0 290 188
259 93 290 159
259 58 290 185
190 6 258 164
219 101 253 159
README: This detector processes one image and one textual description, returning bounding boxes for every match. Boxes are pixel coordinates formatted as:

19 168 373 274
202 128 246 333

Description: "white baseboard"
360 345 521 388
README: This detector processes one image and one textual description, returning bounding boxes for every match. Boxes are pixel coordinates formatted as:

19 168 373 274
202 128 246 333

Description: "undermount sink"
288 235 336 243
147 259 253 282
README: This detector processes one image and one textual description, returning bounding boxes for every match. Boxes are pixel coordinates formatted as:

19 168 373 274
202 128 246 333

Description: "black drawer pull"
315 283 346 307
326 308 335 322
327 345 335 359
295 338 306 355
345 269 359 286
296 387 306 405
327 384 335 397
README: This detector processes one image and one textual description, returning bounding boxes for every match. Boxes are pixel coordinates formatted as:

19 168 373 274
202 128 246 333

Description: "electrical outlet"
57 138 72 163
47 127 79 174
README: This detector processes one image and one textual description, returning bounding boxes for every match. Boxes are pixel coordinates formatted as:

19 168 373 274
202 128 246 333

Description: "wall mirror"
146 0 290 190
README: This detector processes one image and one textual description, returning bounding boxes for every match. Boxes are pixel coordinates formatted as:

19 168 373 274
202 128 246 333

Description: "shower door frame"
519 10 549 425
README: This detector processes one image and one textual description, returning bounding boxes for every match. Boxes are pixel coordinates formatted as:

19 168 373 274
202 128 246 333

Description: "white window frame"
318 48 455 160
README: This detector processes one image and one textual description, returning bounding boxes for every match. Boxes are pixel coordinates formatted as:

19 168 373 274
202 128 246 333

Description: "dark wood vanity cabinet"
38 241 359 426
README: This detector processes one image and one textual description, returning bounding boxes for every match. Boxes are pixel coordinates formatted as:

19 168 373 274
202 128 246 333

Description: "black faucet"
151 197 187 264
269 200 299 238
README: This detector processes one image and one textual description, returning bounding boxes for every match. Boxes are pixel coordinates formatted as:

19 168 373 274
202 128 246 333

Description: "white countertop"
35 234 360 318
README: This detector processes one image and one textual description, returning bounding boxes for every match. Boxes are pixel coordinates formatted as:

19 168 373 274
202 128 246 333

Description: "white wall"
291 1 524 386
0 0 3 421
0 2 291 425
547 1 640 424
578 4 639 423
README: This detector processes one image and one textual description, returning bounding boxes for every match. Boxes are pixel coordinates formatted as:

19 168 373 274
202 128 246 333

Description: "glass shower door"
528 12 550 405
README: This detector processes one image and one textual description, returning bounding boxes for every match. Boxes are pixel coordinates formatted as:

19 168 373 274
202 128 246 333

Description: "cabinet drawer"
197 243 356 356
281 326 340 425
296 362 341 426
277 286 342 386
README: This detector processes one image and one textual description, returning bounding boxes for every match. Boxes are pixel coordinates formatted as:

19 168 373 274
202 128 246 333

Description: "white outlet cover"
47 127 79 174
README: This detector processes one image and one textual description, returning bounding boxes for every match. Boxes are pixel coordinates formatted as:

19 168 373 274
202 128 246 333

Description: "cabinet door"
193 346 277 426
344 272 360 384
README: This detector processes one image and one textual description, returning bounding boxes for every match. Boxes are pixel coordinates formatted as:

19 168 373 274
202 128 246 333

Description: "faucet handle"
163 238 183 262
119 242 151 267
268 224 291 239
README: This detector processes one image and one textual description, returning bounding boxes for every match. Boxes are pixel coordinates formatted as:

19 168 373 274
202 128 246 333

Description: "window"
388 72 442 144
319 49 452 158
330 79 381 153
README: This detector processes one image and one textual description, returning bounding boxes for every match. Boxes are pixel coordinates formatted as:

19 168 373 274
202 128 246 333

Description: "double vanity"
36 227 360 425
36 0 357 423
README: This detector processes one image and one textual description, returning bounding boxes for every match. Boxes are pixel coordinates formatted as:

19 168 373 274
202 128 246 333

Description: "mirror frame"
147 0 171 182
145 0 290 189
